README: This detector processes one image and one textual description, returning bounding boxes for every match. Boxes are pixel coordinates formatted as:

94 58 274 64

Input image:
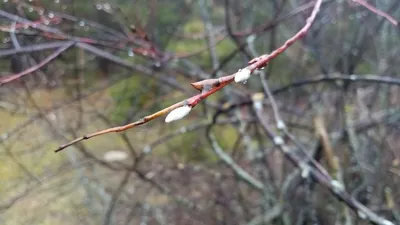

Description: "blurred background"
0 0 399 224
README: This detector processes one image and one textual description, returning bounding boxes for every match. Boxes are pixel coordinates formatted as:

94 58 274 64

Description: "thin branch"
54 74 234 152
351 0 399 27
0 41 72 58
273 74 400 94
246 0 323 70
103 171 131 225
54 0 323 152
207 132 264 192
0 42 75 86
245 204 283 225
253 99 395 225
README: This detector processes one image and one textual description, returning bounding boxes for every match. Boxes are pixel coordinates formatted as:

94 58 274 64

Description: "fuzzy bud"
276 120 286 130
165 105 192 123
234 68 251 83
273 136 284 146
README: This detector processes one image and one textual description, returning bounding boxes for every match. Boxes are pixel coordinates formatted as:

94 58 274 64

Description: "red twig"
54 76 234 152
0 42 74 86
352 0 399 27
247 0 323 70
54 0 323 152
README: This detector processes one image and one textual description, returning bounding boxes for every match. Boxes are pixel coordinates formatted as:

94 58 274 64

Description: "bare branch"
0 42 75 86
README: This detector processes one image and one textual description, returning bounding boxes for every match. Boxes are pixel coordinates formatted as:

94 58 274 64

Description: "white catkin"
331 180 345 192
273 136 284 146
276 120 286 130
253 101 263 110
165 106 192 123
301 166 311 178
234 68 251 83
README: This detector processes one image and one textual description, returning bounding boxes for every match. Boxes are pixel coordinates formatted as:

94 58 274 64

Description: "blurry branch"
20 82 125 171
253 97 395 225
233 0 332 37
139 203 150 225
103 171 131 225
54 0 323 152
86 100 138 163
0 185 37 212
273 74 400 94
204 77 399 137
0 75 128 145
54 72 236 152
0 5 164 61
314 116 338 176
46 10 126 39
389 168 400 177
2 142 41 183
314 115 353 225
224 0 252 59
0 160 89 213
141 118 252 157
198 0 219 71
244 0 322 70
245 204 283 225
207 132 264 192
9 21 20 49
255 72 332 180
332 107 400 141
0 60 189 147
134 169 202 211
0 42 75 86
0 10 96 44
75 42 187 92
0 41 72 58
175 35 227 59
210 41 248 78
351 0 399 27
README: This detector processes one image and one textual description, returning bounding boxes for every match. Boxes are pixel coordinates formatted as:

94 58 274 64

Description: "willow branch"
246 0 323 70
54 0 323 152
